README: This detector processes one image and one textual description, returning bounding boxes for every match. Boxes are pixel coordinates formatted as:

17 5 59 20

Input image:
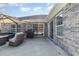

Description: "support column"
48 21 50 37
16 24 18 32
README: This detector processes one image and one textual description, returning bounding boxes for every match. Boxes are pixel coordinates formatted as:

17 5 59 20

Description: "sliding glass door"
50 21 53 39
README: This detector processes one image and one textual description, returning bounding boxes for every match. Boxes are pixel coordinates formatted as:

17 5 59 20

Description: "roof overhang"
45 3 67 22
21 19 47 23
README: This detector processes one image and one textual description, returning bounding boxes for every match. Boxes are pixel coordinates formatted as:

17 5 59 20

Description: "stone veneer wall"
52 3 79 55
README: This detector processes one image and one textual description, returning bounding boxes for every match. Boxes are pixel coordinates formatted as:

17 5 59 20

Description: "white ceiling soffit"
46 3 67 22
22 19 47 23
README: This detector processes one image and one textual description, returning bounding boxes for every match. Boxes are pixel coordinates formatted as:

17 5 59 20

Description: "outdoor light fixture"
59 14 63 17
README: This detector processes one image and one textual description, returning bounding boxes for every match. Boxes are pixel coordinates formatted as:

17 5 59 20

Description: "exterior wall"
0 23 11 33
20 23 26 32
0 23 27 33
0 22 47 37
61 3 79 55
32 22 45 36
44 23 48 37
26 22 47 37
48 3 79 55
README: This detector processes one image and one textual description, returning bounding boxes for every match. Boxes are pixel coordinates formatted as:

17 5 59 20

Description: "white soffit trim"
46 3 67 22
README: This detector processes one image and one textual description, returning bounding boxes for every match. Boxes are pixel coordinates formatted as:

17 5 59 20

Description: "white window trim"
55 16 64 37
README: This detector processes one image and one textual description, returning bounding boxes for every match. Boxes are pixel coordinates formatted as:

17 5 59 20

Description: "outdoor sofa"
9 32 24 47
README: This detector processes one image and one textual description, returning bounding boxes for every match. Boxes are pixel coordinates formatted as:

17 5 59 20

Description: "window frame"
55 16 64 38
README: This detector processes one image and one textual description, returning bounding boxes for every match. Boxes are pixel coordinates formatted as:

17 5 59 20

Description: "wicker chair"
9 32 24 47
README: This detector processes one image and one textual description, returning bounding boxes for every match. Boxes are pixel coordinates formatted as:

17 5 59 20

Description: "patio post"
16 23 18 32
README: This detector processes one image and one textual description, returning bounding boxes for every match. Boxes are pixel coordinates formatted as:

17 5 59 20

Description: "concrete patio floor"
0 37 68 56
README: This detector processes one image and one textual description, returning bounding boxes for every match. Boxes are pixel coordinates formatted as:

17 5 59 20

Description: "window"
57 16 63 25
57 25 63 36
33 23 44 35
33 24 38 32
1 23 10 33
38 24 43 32
56 16 63 36
18 25 21 32
11 24 16 33
11 24 15 28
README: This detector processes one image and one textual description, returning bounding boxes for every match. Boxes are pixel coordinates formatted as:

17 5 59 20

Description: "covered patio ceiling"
45 3 67 22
